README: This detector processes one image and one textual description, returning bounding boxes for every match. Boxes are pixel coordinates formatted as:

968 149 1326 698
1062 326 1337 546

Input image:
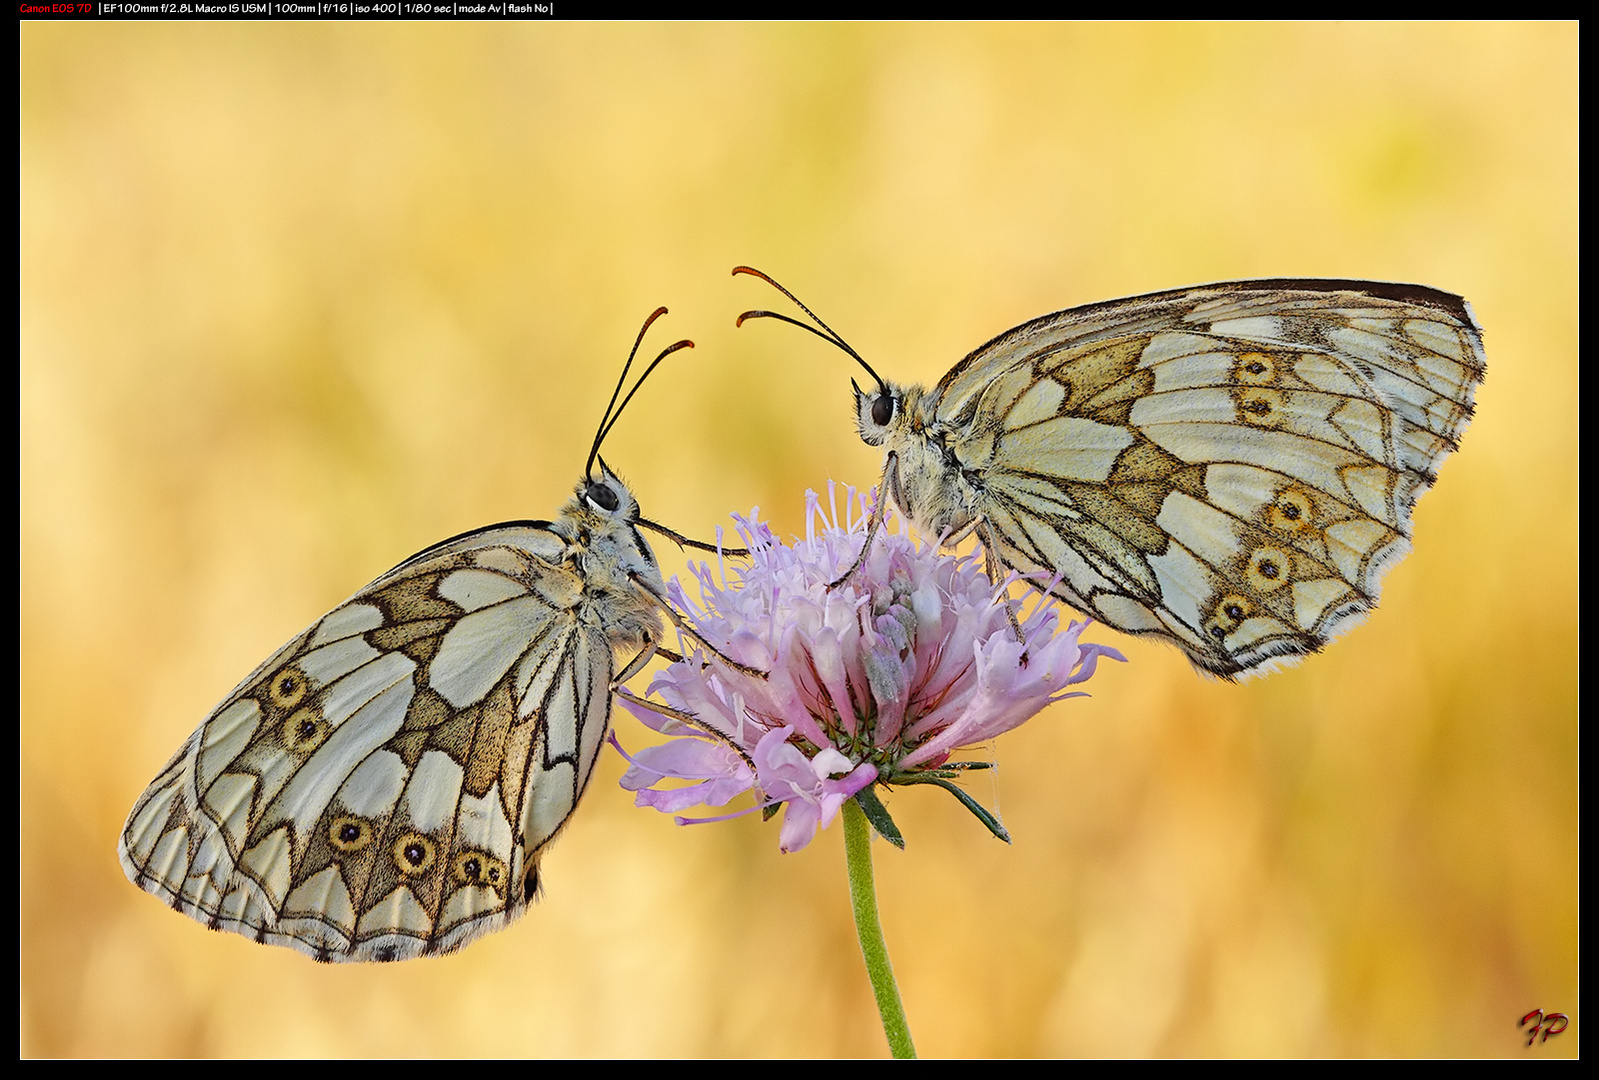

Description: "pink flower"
614 485 1124 852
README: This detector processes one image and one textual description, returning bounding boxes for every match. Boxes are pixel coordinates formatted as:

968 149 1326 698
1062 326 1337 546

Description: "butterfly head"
575 457 640 523
581 466 625 515
853 377 905 447
566 456 654 563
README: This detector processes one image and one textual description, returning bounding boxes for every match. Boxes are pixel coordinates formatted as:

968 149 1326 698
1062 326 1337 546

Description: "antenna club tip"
733 266 776 286
638 306 669 333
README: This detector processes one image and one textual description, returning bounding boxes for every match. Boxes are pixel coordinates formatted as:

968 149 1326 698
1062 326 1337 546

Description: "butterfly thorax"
548 480 665 655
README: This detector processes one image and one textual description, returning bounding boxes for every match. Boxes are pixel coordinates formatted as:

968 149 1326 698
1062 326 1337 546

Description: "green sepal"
924 778 1011 843
885 760 994 785
853 786 905 850
761 803 781 822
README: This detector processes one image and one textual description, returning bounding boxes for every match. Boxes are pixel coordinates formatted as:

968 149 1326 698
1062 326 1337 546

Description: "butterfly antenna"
594 337 694 459
587 307 684 481
588 310 736 556
732 266 887 392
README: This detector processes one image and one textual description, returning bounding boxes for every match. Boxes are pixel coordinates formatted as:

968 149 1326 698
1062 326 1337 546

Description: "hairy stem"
843 797 916 1059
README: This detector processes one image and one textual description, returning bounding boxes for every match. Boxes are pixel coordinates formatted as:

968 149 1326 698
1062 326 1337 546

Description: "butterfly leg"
826 451 897 590
978 517 1029 658
627 571 770 680
609 630 761 770
611 686 760 772
609 631 754 766
635 515 750 558
938 516 983 549
612 635 660 686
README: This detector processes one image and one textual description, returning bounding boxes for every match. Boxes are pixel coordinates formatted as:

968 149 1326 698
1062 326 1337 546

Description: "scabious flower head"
615 485 1125 852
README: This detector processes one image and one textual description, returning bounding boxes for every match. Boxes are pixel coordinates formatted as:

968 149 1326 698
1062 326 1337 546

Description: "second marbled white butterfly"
735 269 1485 678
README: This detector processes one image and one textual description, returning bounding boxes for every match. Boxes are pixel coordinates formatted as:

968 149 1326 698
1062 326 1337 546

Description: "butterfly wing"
942 280 1485 677
119 522 621 962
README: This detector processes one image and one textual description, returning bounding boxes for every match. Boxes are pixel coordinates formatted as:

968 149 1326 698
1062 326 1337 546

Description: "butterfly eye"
871 394 894 426
585 482 620 512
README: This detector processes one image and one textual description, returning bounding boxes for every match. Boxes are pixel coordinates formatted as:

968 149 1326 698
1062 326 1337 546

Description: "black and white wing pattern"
820 277 1486 678
121 488 660 961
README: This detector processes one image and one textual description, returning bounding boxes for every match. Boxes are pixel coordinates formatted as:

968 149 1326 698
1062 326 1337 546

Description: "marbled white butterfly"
119 308 750 961
735 269 1485 678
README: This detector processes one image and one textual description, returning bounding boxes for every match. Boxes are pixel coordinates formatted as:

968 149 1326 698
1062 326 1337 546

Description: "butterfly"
734 268 1486 679
119 308 753 962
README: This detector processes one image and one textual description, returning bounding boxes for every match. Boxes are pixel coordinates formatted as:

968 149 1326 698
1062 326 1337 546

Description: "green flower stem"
842 797 917 1059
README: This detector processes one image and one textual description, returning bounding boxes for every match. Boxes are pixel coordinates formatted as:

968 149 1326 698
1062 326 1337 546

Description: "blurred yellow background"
21 23 1576 1057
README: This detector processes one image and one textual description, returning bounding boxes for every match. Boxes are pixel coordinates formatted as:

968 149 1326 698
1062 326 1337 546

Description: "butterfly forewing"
868 279 1484 678
121 499 659 962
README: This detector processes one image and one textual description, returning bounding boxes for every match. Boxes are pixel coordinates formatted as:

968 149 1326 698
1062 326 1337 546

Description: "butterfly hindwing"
119 522 626 962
